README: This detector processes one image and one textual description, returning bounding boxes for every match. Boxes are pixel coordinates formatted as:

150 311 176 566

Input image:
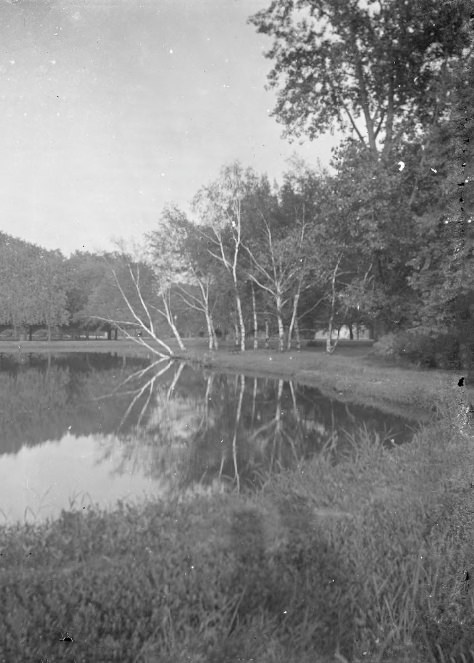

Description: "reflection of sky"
0 434 166 524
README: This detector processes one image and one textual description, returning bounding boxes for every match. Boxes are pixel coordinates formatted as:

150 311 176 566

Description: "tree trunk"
233 319 240 349
235 291 246 352
348 323 354 340
28 327 32 342
275 293 285 352
47 326 52 342
161 291 185 351
114 328 118 340
251 281 258 350
326 317 334 354
264 318 270 349
287 290 301 351
205 312 217 350
294 317 301 351
326 256 342 354
168 317 185 350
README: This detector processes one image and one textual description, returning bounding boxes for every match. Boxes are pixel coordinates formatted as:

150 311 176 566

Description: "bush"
372 332 398 358
373 331 463 369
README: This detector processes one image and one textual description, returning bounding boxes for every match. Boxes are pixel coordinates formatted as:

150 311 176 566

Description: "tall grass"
1 400 473 662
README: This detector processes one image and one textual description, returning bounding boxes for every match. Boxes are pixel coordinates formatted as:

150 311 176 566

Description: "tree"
193 163 257 351
32 249 70 340
148 207 226 350
85 252 177 356
407 54 474 368
0 234 69 338
244 211 310 351
64 251 110 333
249 0 471 157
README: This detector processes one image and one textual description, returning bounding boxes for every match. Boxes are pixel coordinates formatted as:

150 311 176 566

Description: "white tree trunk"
235 291 246 352
287 290 300 351
276 295 285 352
161 291 186 350
251 281 258 350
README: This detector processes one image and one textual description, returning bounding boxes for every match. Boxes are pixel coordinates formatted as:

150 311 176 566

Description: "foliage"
408 55 474 358
64 252 109 328
0 4 472 364
0 233 70 332
374 330 469 370
249 0 471 155
2 418 474 661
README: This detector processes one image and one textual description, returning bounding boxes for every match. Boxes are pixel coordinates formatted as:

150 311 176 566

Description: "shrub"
372 332 398 358
373 331 463 369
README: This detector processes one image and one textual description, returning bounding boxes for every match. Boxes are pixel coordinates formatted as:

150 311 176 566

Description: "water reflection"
0 353 416 522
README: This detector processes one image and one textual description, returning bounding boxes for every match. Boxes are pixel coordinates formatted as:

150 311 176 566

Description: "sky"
0 0 339 255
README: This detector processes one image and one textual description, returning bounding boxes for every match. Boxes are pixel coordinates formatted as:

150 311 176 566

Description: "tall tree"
86 252 177 356
0 234 69 338
148 207 226 350
193 163 257 351
249 0 471 158
407 54 474 368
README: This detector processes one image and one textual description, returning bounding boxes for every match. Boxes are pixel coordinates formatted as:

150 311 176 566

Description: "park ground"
1 338 473 661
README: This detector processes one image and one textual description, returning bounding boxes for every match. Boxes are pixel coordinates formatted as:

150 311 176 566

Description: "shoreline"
177 346 467 423
0 338 469 421
1 341 473 660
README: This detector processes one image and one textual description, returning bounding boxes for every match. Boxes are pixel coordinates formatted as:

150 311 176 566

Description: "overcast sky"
0 0 338 255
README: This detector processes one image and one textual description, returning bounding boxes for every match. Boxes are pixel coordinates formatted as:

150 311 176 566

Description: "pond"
0 352 417 524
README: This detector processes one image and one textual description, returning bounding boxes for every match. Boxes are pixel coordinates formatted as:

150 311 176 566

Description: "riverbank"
177 343 470 423
2 337 470 421
1 414 473 662
0 338 151 354
1 340 473 660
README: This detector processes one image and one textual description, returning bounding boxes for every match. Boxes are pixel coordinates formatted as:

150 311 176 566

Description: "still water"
0 352 416 524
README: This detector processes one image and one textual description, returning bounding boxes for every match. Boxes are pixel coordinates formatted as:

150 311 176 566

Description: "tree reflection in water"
96 359 416 495
0 353 416 498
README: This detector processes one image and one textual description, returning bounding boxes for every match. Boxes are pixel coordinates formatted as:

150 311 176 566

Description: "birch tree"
193 163 255 352
87 253 177 357
244 213 311 352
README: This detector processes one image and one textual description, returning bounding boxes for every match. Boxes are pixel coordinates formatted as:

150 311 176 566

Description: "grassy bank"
2 339 473 661
1 392 473 662
0 339 151 354
1 337 469 421
176 342 471 422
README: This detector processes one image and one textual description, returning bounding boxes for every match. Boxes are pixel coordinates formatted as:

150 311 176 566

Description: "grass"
177 340 471 422
1 340 473 661
1 335 469 420
1 380 473 662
